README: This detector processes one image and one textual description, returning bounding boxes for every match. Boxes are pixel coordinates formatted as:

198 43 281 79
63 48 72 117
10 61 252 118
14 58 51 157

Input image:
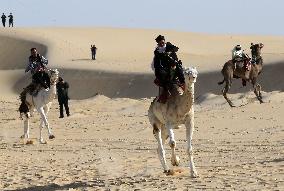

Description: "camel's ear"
260 43 264 48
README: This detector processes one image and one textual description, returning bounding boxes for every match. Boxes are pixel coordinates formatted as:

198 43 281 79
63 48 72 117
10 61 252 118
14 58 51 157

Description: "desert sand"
0 27 283 190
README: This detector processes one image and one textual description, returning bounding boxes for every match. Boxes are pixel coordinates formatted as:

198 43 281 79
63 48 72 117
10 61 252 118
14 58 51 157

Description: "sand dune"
11 61 284 101
0 28 283 190
1 28 284 100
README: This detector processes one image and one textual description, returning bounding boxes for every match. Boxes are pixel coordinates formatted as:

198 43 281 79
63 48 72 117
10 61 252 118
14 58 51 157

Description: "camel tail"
19 102 29 113
19 92 30 118
218 78 225 85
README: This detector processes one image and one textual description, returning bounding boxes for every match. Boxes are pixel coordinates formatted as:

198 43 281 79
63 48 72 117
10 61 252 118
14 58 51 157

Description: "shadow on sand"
13 62 284 103
71 58 93 61
8 182 90 191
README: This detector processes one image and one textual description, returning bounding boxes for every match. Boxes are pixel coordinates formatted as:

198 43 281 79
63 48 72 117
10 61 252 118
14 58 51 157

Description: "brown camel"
218 43 264 107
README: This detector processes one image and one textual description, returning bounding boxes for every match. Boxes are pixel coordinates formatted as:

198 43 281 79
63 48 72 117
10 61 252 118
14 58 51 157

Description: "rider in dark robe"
153 35 185 103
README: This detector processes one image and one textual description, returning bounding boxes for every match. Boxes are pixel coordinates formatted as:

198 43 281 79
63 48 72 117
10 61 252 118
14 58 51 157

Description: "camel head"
250 43 264 58
183 66 198 86
48 69 59 85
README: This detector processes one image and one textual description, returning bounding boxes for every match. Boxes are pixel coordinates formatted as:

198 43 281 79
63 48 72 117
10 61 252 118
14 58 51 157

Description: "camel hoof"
191 171 198 178
174 125 182 129
164 169 175 175
40 140 47 144
164 169 170 174
26 140 34 145
171 156 180 166
49 135 55 139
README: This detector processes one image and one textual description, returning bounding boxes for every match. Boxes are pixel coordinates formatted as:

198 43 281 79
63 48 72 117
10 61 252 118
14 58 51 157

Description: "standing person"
1 13 6 27
90 45 93 60
91 44 97 60
56 77 70 118
8 13 13 27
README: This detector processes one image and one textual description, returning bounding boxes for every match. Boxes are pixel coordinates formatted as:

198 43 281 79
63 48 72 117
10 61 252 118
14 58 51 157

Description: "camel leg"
21 114 30 139
153 123 169 172
185 109 198 178
37 107 54 143
222 79 235 107
255 83 263 103
257 84 263 100
44 105 55 139
166 122 180 167
39 120 45 143
252 79 263 103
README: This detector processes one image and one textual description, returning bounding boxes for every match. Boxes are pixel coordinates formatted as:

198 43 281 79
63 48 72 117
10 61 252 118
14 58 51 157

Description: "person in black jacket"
26 48 50 89
8 13 13 27
56 77 70 118
1 13 6 27
153 35 185 103
91 44 97 60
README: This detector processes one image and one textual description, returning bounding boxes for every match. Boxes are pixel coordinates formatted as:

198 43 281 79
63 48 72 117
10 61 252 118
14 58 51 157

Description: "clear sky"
1 0 283 35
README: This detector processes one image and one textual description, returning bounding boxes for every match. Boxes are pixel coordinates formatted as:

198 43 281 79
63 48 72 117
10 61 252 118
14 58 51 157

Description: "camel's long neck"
255 56 263 72
46 82 57 103
185 83 194 101
180 82 194 111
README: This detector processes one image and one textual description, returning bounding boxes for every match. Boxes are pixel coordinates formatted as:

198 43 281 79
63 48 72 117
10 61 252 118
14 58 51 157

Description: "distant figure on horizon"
8 13 13 27
1 13 6 27
91 44 97 60
56 77 70 118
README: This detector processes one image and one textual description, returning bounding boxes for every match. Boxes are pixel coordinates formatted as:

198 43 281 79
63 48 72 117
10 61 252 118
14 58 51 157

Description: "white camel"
148 66 198 177
19 69 59 143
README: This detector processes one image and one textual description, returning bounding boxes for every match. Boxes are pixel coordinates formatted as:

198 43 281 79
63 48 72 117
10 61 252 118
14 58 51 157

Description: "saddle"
233 58 251 87
20 83 42 102
154 78 184 104
234 58 251 71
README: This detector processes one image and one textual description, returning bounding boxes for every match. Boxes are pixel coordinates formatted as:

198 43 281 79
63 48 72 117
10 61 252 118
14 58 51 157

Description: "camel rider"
153 35 185 103
232 45 247 62
25 48 50 89
232 45 251 86
232 44 251 67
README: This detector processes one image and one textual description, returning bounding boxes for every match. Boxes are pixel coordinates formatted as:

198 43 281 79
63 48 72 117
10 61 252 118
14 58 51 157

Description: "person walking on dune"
91 44 97 60
56 77 70 118
8 13 13 27
1 13 6 27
